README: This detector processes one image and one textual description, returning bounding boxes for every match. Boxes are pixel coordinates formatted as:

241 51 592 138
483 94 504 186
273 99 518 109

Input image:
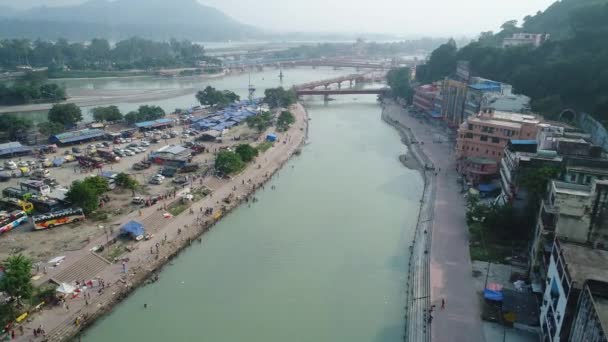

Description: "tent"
56 282 76 294
120 220 145 239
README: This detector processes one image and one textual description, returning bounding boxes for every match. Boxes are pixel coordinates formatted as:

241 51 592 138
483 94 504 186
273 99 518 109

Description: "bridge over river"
293 72 389 98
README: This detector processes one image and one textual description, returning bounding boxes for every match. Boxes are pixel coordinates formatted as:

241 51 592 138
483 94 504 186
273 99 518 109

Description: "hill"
417 0 608 125
521 0 608 39
0 0 258 41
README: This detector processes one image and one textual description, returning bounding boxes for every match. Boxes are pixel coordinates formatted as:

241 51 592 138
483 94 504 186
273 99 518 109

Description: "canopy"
120 220 145 239
56 282 76 294
478 183 500 193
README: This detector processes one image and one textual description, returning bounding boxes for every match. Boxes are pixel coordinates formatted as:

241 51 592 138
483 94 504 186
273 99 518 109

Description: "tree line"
416 3 608 125
0 72 65 105
0 37 218 72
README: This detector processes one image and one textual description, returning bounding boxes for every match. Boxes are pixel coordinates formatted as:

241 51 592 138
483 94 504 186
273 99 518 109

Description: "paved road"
384 103 484 342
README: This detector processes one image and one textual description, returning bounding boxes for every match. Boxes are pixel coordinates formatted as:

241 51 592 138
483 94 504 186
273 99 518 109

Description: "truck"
96 149 120 162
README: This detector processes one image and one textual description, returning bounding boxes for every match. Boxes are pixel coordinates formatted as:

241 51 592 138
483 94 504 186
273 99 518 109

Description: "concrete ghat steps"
51 253 110 285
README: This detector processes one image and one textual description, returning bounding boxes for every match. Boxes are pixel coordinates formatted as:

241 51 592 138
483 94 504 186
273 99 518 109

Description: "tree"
415 41 457 83
0 255 33 303
82 176 110 195
124 111 139 125
235 144 258 163
520 166 561 200
48 103 82 127
196 86 239 107
66 177 108 213
38 84 66 102
500 19 518 32
137 105 165 120
0 115 33 141
215 151 245 175
92 105 122 122
264 87 296 108
115 172 138 194
277 110 295 131
246 111 273 132
38 122 65 136
387 67 414 103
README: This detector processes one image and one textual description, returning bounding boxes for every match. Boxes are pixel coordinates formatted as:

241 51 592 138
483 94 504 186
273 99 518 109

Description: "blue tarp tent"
266 133 277 142
120 220 145 239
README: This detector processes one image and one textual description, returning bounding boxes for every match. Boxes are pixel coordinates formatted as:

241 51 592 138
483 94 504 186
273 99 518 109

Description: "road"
383 102 485 342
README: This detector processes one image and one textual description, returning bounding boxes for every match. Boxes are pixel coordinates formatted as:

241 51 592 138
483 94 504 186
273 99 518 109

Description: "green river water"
48 68 423 341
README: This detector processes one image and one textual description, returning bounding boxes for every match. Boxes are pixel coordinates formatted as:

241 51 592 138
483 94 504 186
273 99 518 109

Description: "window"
492 137 500 143
492 151 495 155
585 175 592 184
465 133 473 139
468 124 473 130
570 174 577 182
480 135 488 142
485 149 489 154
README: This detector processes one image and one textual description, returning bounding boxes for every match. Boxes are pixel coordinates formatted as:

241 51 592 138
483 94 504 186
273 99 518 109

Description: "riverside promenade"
15 104 308 342
383 101 484 342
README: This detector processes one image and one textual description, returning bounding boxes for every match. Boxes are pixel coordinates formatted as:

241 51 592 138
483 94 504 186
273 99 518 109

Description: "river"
69 69 423 341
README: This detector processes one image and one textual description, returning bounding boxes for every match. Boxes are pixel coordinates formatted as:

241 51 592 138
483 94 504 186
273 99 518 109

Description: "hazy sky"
0 0 557 36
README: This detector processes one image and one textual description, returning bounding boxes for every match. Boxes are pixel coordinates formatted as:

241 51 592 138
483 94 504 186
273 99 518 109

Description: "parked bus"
20 180 51 196
0 210 28 234
32 208 85 230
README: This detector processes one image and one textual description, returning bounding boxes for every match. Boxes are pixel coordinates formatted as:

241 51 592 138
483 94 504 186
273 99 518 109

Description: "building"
456 109 541 184
413 84 440 115
441 78 469 127
134 118 174 131
540 240 608 342
503 33 550 48
463 79 504 120
0 142 32 158
149 145 191 166
568 279 608 342
49 129 106 146
485 92 531 114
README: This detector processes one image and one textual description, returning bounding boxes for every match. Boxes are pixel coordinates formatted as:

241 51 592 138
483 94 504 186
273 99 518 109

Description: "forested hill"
417 0 608 125
0 0 258 41
522 0 608 39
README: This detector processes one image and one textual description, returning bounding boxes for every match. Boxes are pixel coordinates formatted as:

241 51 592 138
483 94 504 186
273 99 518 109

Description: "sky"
0 0 557 37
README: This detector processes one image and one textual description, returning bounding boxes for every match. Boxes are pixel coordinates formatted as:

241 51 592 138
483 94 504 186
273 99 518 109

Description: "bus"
0 210 28 234
32 208 85 230
20 180 51 196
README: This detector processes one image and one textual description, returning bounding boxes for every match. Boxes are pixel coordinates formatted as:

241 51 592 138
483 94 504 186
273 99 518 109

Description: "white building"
540 240 608 342
503 33 550 48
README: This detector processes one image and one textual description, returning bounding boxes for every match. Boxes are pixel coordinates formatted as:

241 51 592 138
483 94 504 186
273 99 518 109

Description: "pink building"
456 109 541 184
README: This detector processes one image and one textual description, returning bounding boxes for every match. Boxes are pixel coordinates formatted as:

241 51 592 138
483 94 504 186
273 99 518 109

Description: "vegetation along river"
72 69 423 341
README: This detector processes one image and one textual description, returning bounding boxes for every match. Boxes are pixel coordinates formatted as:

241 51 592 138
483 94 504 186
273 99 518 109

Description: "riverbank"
381 103 434 342
15 103 309 342
382 100 484 342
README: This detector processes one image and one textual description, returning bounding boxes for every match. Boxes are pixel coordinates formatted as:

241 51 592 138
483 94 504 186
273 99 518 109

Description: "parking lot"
0 117 260 262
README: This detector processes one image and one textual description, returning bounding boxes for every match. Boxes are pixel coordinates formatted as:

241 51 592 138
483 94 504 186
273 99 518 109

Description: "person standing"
441 298 445 309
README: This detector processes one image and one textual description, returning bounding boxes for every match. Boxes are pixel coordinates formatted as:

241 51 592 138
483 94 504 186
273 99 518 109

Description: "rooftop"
552 180 591 197
588 280 608 335
560 242 608 288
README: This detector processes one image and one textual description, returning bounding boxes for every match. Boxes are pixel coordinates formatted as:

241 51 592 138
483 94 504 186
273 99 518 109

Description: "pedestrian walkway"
384 102 484 342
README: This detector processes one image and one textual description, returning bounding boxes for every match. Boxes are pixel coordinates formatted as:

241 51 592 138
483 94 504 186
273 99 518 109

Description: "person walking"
441 298 445 309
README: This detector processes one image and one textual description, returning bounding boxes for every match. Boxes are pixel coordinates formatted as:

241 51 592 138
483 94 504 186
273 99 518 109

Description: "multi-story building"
456 109 540 184
503 33 550 48
540 240 608 342
463 79 503 120
568 279 608 342
412 84 440 114
441 78 468 127
531 179 608 285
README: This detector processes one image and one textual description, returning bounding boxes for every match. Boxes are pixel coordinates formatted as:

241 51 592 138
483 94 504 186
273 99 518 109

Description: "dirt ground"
0 119 260 262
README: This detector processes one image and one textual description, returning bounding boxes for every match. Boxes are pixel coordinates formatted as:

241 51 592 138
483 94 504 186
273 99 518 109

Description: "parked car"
17 161 28 167
140 141 150 147
131 196 145 205
72 147 82 154
4 161 17 170
172 176 188 184
149 177 162 185
124 150 135 156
